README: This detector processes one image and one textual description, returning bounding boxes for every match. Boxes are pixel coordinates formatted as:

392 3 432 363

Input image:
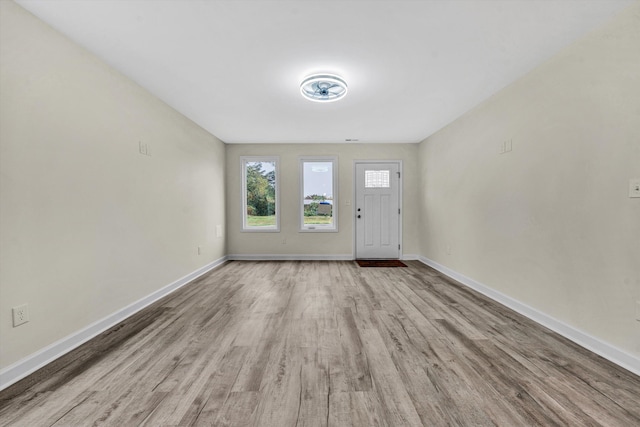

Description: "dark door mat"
356 259 408 267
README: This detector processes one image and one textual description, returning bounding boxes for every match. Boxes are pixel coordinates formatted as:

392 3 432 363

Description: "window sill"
299 227 338 233
242 228 280 233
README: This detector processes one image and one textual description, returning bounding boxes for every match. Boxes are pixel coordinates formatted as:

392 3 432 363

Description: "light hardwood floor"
1 261 639 426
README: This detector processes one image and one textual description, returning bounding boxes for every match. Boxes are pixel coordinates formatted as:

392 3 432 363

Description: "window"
300 156 338 232
241 157 279 232
365 170 390 188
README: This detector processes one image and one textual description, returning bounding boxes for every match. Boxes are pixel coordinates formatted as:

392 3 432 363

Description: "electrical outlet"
12 304 29 327
216 225 223 238
499 139 513 154
138 141 151 156
197 246 201 255
636 301 640 322
281 238 286 245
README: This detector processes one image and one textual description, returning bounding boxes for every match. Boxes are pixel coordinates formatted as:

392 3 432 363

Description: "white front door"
355 162 401 259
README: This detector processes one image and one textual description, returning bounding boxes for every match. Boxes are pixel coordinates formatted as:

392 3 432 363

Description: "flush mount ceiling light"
300 74 348 102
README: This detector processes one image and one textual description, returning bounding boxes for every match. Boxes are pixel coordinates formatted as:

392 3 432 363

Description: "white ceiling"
16 0 634 144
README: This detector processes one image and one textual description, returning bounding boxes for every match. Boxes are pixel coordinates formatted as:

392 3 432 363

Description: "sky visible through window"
303 161 333 199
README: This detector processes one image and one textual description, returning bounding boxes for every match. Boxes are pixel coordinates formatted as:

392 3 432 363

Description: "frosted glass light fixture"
300 74 348 102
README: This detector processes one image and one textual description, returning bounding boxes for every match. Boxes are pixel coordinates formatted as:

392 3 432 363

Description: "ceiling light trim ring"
300 74 348 102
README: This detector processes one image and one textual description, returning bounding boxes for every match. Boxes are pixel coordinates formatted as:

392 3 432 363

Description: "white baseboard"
417 256 640 377
227 254 354 261
228 254 420 261
0 256 228 391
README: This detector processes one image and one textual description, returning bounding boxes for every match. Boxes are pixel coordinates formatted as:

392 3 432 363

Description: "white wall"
0 1 226 370
226 143 419 258
418 3 640 358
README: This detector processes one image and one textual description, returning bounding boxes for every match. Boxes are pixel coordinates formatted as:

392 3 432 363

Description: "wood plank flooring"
1 260 639 426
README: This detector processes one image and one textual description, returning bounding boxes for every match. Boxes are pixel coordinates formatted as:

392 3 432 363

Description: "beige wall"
0 2 226 369
418 4 640 357
226 143 419 258
2 0 637 377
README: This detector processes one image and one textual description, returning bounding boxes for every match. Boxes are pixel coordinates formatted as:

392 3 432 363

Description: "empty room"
1 0 639 425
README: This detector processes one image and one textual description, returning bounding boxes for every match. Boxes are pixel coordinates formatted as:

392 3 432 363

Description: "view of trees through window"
244 160 276 228
302 160 335 229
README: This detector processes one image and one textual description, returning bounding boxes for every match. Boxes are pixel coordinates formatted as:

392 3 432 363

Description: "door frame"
352 160 403 259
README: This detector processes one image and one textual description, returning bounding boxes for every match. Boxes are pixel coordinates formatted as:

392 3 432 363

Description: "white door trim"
352 160 403 259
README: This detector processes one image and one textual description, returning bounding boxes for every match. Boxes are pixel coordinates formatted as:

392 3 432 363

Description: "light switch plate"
629 179 640 198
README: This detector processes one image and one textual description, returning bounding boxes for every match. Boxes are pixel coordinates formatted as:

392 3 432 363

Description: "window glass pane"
244 160 277 229
365 170 390 188
302 160 335 229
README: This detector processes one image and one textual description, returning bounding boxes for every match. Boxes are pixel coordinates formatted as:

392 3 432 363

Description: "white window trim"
241 156 280 232
299 156 338 233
